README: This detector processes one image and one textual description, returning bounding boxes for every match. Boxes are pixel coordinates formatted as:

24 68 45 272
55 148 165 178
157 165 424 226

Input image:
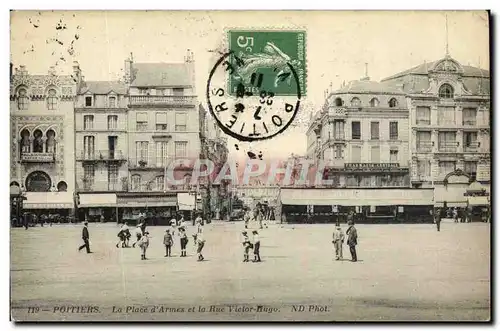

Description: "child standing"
252 230 261 262
163 229 174 257
332 226 345 261
170 217 177 236
195 231 205 261
132 224 143 248
241 231 252 262
179 227 188 257
139 231 150 260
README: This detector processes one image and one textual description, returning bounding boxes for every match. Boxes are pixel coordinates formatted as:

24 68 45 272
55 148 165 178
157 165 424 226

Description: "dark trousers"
253 242 261 261
79 239 91 253
180 238 187 250
349 245 357 262
165 245 172 256
436 221 441 232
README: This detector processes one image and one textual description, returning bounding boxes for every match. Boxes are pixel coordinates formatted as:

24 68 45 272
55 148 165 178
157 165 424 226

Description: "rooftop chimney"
124 52 134 84
360 62 370 81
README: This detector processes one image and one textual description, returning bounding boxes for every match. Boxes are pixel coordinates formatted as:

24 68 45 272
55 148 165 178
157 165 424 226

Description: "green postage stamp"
228 30 306 97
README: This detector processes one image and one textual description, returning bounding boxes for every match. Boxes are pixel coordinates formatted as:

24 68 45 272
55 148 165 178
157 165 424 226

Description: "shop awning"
116 195 177 208
434 186 467 207
79 193 117 207
24 192 74 209
280 188 434 206
468 196 490 206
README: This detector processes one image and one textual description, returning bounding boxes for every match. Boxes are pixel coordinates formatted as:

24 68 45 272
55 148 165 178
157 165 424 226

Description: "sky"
10 10 490 160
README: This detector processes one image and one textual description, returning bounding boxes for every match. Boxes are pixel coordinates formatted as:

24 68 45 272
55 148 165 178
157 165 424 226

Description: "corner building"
382 55 491 208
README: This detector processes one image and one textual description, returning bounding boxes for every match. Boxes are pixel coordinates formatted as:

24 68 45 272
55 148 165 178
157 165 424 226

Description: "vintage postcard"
9 10 491 322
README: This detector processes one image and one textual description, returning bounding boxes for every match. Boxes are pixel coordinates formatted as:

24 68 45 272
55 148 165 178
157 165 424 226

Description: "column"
41 137 47 153
430 105 438 126
28 137 34 153
456 129 464 153
411 128 417 153
430 157 439 185
432 129 439 153
455 105 463 126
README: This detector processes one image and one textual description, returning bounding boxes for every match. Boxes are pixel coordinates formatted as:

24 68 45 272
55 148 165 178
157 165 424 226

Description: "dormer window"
85 96 92 107
47 89 57 110
388 98 398 108
108 96 116 108
334 97 343 106
139 88 149 95
369 97 379 107
350 97 361 107
17 88 29 110
439 84 454 99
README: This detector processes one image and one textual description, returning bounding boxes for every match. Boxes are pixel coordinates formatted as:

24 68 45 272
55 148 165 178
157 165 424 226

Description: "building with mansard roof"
382 55 490 208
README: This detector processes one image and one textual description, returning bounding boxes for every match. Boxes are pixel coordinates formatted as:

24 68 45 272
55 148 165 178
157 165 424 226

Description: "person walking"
346 220 358 262
78 221 92 254
163 229 174 257
138 231 150 260
241 231 252 262
132 223 143 248
195 231 205 261
252 230 261 262
332 225 345 261
434 208 442 232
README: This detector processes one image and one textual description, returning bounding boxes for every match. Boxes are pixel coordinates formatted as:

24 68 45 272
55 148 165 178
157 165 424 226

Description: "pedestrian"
132 223 143 248
434 208 441 232
179 227 188 257
78 221 92 254
243 208 251 229
195 231 205 261
140 218 147 235
252 230 261 262
453 207 458 223
138 231 150 260
22 215 28 230
116 222 129 248
163 229 174 257
180 217 187 231
241 231 252 262
346 220 358 262
169 217 177 236
332 225 345 261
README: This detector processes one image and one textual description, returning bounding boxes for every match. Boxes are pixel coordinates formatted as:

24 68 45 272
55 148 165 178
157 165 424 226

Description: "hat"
84 221 88 225
242 231 247 234
252 230 258 234
166 229 170 232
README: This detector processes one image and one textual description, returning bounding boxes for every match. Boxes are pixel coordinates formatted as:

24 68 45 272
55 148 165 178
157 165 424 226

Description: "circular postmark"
206 51 301 142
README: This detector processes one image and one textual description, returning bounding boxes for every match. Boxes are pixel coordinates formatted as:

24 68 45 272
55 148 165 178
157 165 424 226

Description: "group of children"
241 230 261 262
114 215 207 261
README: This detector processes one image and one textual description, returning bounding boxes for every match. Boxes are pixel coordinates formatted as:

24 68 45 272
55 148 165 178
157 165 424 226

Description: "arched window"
370 98 379 107
131 175 141 191
389 98 398 108
334 97 343 106
351 97 361 107
25 171 52 192
439 84 454 99
20 129 30 154
47 89 58 110
46 129 56 153
33 129 43 153
17 88 29 110
155 176 164 191
57 181 68 192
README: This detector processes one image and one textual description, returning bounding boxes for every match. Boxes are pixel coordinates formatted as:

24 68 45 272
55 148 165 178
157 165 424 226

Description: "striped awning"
79 194 117 207
24 192 74 209
468 196 490 206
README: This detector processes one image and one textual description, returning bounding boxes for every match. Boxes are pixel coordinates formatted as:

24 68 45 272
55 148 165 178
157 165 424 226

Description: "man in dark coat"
346 220 358 262
78 221 92 253
434 208 441 232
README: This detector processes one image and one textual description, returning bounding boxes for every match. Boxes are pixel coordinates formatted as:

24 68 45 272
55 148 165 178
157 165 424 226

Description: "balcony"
326 106 347 118
21 152 55 163
129 95 196 107
80 179 128 192
462 119 477 126
411 174 431 182
416 141 433 153
128 157 181 170
464 141 480 152
438 142 458 153
77 150 126 162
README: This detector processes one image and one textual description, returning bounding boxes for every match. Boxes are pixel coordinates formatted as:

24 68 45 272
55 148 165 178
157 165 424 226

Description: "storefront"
465 181 490 222
77 193 117 222
23 192 74 223
280 188 434 224
117 192 178 225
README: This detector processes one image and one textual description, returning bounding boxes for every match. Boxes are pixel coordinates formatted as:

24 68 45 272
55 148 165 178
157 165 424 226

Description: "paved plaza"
11 221 490 321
